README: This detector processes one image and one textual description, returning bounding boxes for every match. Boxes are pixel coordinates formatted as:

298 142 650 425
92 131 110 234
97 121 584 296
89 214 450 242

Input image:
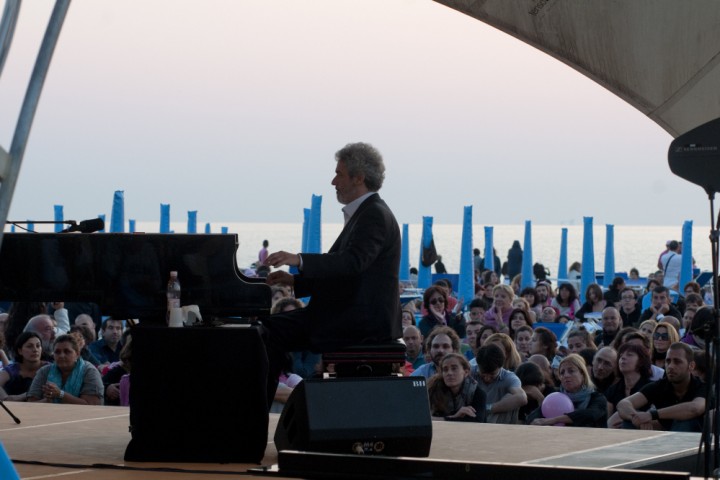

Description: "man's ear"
352 173 365 186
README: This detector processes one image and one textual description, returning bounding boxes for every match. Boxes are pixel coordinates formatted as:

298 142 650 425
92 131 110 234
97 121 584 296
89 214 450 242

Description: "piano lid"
0 233 272 320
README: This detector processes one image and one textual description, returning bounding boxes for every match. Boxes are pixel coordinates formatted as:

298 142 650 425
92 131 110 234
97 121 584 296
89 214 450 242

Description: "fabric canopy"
434 0 720 137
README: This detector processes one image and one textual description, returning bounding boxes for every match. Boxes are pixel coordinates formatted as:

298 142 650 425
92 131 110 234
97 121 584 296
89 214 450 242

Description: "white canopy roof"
434 0 720 137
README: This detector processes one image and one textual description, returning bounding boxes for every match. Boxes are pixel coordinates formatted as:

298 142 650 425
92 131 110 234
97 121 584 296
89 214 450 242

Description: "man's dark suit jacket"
293 193 402 350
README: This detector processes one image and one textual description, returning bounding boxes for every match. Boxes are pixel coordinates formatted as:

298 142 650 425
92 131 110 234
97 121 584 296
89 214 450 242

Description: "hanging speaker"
668 116 720 194
274 377 432 457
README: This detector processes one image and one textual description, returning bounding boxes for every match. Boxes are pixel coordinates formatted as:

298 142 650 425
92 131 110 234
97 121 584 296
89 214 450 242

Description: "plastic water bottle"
166 271 181 320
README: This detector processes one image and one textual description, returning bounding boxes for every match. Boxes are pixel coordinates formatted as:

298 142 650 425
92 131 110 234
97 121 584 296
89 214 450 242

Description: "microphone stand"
6 219 76 233
0 399 20 424
700 189 720 479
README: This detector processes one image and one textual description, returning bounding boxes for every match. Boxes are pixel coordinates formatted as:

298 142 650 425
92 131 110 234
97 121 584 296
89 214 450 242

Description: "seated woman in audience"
516 360 556 423
428 353 486 422
514 325 533 361
511 298 537 324
575 284 607 322
566 327 597 355
418 286 454 338
477 325 498 350
485 333 523 372
483 285 515 332
508 308 534 340
69 325 100 367
551 283 581 320
102 336 132 406
529 326 558 363
0 332 48 401
611 327 640 351
401 309 416 327
606 343 653 428
520 287 543 318
527 353 608 428
27 334 104 405
639 319 657 338
650 322 680 368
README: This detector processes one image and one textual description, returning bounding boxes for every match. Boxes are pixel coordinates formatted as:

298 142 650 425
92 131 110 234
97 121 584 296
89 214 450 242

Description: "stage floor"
0 402 703 479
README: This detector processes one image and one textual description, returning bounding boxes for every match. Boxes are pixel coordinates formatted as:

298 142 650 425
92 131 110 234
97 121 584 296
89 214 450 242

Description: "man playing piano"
263 142 403 407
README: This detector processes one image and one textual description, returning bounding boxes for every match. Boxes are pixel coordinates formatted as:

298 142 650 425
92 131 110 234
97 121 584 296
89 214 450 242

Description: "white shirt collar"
341 192 375 225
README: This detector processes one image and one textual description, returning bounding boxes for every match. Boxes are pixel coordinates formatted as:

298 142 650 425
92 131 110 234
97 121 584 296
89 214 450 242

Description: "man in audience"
23 314 56 360
618 342 705 432
474 343 527 424
618 288 641 327
639 286 682 323
591 346 618 395
464 319 483 361
411 326 459 379
74 314 97 342
403 325 425 370
595 307 622 347
535 282 553 307
89 319 124 368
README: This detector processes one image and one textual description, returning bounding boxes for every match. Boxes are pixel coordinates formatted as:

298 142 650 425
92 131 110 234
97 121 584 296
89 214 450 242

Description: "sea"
121 222 712 278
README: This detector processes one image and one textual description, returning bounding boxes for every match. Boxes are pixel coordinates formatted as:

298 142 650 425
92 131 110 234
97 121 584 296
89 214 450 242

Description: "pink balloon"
541 392 574 419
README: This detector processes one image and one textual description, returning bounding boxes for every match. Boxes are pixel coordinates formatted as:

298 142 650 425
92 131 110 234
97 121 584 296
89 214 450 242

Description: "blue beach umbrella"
680 220 693 292
604 224 615 287
110 190 124 233
458 206 474 303
26 220 33 232
301 208 310 253
580 217 596 303
308 194 322 254
160 204 170 233
418 216 434 289
129 219 136 233
187 211 197 233
205 222 211 234
221 226 228 234
484 226 494 271
399 223 410 282
53 205 63 232
521 220 534 290
557 227 568 282
0 441 20 480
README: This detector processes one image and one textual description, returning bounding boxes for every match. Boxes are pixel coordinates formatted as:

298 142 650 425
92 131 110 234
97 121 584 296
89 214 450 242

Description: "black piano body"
0 232 272 321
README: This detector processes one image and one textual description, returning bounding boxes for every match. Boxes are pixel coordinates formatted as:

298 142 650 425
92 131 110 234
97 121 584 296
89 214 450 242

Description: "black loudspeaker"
274 377 432 457
668 116 720 194
125 325 269 463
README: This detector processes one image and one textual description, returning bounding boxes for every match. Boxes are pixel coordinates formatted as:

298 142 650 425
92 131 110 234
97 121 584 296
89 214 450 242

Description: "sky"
0 0 708 227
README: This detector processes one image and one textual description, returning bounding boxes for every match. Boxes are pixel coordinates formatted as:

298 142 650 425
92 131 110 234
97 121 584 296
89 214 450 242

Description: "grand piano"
0 232 272 321
0 232 273 463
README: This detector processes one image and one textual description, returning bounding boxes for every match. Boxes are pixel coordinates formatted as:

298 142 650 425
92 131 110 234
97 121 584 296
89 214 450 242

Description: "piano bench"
322 340 406 378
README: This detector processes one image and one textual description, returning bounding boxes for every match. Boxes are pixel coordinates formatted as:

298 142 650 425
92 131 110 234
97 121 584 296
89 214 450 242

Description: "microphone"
60 218 104 233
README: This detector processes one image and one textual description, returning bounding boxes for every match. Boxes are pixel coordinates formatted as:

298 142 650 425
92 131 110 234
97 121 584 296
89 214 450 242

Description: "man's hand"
265 251 300 268
267 271 294 287
631 411 654 429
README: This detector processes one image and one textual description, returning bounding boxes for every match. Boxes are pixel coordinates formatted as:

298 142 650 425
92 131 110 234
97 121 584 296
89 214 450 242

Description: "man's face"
403 328 423 358
331 160 364 205
468 307 484 322
652 291 669 309
620 291 636 310
665 348 693 385
103 321 123 345
478 366 501 385
75 317 96 340
592 348 617 380
536 285 548 301
36 318 55 343
465 324 483 349
602 308 621 333
430 334 454 365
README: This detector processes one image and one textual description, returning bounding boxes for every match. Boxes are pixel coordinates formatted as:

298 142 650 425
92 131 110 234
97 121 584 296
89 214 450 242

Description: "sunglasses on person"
429 298 446 306
653 332 670 341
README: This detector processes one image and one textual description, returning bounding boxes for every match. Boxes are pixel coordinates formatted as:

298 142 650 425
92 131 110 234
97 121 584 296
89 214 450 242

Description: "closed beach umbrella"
53 205 63 232
221 226 228 234
680 220 693 292
399 223 410 282
301 208 310 253
187 211 197 234
521 220 534 290
110 190 124 233
557 227 568 282
418 216 434 289
459 206 474 303
26 220 33 233
308 194 322 254
484 226 494 271
129 219 136 233
204 222 211 234
604 224 615 287
160 204 170 233
580 217 596 303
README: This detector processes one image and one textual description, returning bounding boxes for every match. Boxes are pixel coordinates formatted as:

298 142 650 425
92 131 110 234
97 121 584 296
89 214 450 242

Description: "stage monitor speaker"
124 325 268 463
274 377 432 457
668 116 720 194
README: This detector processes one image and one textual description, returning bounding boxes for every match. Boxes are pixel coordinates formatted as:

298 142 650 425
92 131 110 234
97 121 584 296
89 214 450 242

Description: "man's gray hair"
335 142 385 191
